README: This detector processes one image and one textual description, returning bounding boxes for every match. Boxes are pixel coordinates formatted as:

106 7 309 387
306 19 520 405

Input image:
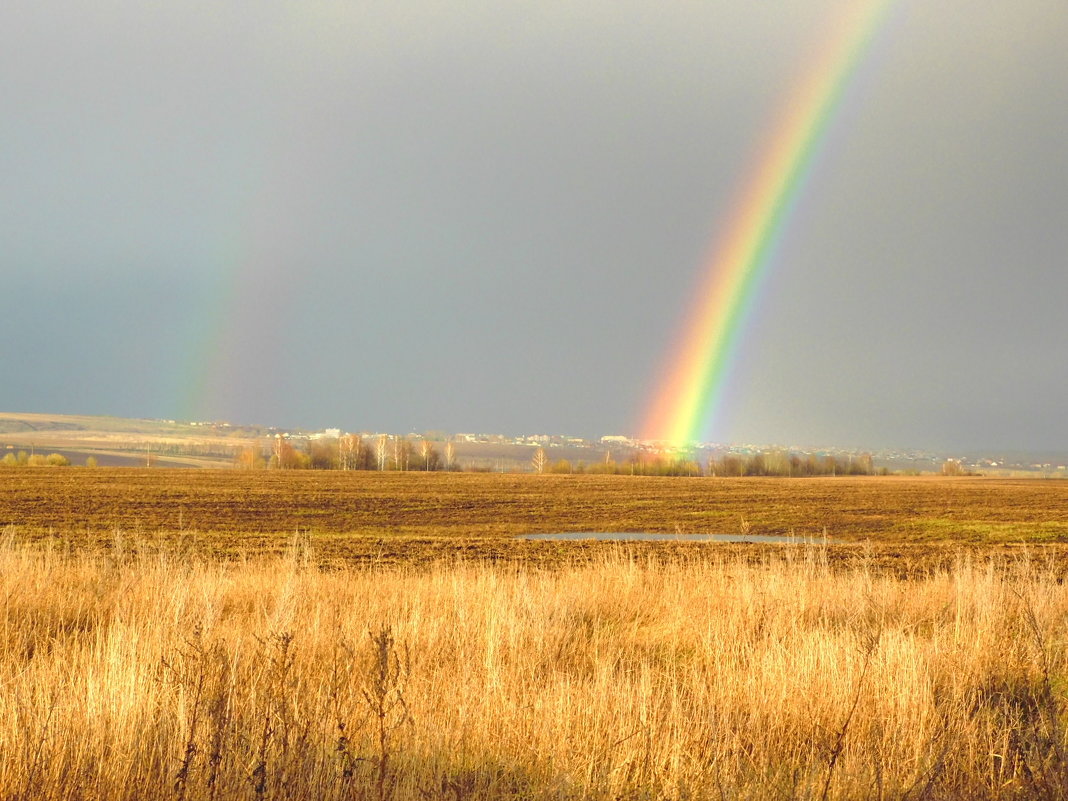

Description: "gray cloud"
2 0 1066 449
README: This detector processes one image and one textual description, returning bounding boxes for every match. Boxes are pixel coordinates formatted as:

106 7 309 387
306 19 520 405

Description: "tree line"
529 448 883 477
1 451 74 467
0 440 885 476
234 435 459 472
235 437 885 477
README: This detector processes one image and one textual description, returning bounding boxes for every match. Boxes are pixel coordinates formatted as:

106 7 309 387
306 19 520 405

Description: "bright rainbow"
642 0 895 447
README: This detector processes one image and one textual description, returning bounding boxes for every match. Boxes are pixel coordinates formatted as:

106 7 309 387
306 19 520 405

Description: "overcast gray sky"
2 0 1066 451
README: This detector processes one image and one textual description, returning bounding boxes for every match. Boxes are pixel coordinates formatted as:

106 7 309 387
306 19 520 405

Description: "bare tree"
444 440 455 471
375 435 389 471
389 437 413 471
338 434 352 470
272 435 304 469
531 447 547 475
392 439 413 471
339 434 365 471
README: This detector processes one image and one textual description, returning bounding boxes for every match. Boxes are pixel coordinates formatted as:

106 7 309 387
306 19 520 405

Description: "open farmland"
1 470 1067 565
4 471 1068 798
0 411 262 467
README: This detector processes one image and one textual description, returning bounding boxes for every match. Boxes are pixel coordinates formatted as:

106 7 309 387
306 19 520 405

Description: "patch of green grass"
912 518 1068 543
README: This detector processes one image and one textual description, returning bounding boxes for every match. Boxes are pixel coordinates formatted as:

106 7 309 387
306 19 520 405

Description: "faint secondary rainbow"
642 0 895 447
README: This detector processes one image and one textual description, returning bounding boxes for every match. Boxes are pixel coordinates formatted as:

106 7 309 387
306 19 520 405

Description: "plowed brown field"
1 470 1067 568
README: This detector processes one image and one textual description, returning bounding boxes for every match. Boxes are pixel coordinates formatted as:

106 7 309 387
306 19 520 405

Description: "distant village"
4 410 1063 474
185 421 1068 476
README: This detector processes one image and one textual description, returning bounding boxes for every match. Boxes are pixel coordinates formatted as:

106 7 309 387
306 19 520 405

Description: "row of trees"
234 435 459 472
530 448 883 477
1 451 75 467
530 448 704 476
0 441 881 476
708 451 880 477
233 437 883 477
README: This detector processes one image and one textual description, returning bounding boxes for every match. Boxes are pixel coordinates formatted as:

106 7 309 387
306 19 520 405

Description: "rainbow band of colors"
642 0 894 447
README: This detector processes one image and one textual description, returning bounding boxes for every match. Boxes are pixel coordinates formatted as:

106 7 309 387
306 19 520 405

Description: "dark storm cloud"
2 0 1066 449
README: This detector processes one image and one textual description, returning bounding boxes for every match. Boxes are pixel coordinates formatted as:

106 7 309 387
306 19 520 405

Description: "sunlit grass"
2 534 1068 799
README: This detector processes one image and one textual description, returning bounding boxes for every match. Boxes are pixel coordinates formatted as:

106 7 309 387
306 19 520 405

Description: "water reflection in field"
519 532 825 544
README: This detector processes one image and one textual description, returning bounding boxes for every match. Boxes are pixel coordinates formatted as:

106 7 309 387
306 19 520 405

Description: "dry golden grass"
3 533 1068 799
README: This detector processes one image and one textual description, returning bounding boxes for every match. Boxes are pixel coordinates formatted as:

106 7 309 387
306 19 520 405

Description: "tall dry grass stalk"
1 533 1068 799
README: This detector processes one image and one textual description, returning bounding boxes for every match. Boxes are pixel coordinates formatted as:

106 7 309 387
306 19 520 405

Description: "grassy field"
3 471 1068 798
4 540 1068 799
